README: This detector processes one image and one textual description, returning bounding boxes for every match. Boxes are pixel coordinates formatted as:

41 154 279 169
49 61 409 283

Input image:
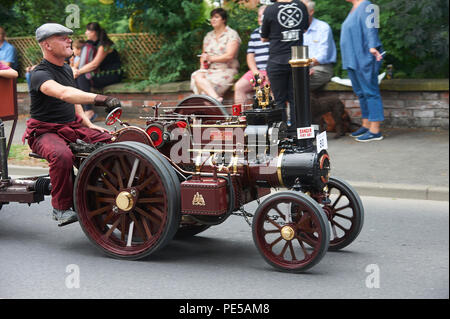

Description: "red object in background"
0 77 18 120
232 104 242 116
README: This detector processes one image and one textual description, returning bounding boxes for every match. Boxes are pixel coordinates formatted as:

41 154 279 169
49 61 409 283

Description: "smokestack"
289 46 313 150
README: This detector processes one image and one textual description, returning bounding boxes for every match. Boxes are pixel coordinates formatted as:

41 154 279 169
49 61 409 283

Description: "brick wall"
318 90 449 129
16 80 449 129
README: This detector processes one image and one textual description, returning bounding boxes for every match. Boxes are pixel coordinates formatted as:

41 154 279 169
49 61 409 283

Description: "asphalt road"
0 195 448 299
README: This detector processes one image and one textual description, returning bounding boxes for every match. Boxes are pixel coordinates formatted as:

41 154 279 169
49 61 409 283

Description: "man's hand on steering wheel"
94 94 122 114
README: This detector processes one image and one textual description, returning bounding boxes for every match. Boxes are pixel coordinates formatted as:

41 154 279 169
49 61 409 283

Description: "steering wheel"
105 107 123 126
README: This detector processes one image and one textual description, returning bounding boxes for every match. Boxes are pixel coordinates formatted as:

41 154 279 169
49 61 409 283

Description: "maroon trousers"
23 117 111 210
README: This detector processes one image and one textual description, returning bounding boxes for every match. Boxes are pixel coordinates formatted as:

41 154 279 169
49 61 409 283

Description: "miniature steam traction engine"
0 46 363 272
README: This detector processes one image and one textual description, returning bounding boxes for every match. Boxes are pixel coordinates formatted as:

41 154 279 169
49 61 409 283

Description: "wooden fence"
7 33 161 80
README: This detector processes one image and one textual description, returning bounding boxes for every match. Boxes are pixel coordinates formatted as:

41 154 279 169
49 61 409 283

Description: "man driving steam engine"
23 23 120 226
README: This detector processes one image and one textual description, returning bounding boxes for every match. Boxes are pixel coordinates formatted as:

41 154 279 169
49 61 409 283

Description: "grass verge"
7 144 48 168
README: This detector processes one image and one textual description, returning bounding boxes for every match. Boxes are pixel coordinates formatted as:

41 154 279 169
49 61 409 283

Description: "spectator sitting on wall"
0 26 18 71
74 22 122 122
302 0 337 91
234 5 270 106
191 8 241 103
0 61 18 78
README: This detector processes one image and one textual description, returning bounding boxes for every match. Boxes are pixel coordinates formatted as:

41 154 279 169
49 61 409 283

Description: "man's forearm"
40 80 121 113
75 103 109 133
60 86 97 105
0 69 18 78
75 104 92 127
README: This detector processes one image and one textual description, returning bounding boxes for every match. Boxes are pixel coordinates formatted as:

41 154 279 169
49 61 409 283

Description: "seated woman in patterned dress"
191 8 241 103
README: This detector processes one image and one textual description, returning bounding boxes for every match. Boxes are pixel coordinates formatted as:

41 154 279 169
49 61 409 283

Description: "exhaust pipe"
289 46 313 150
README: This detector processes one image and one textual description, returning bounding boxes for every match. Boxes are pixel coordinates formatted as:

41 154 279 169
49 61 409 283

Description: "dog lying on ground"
310 95 359 138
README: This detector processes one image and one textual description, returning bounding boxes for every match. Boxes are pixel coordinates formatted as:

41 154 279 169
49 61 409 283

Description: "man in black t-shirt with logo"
25 23 121 226
260 0 309 136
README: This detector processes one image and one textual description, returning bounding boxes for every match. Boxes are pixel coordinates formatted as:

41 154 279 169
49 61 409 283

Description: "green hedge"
2 0 448 82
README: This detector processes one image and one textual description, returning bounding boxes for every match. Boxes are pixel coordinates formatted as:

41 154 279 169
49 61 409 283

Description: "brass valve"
252 73 271 109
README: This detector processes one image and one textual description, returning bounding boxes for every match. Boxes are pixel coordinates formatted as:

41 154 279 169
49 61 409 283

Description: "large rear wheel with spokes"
74 142 180 260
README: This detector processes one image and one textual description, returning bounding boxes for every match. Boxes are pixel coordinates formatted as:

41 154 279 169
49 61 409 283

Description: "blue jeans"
26 72 32 92
347 66 384 122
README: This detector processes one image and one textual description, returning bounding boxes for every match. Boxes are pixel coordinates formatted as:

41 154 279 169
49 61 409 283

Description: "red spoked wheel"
105 107 123 126
318 177 364 251
252 191 330 272
74 142 180 260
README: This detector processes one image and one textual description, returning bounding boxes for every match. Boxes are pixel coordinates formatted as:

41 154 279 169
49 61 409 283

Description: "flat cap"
35 23 73 42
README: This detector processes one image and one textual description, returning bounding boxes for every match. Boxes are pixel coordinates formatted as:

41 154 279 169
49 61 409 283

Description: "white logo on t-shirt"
281 29 300 42
277 4 303 29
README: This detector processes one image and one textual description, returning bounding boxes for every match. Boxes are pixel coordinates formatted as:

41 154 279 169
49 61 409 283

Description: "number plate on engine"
316 131 328 153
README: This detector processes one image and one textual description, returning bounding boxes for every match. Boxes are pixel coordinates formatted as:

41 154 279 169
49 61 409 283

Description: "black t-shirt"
30 59 76 124
260 0 309 65
99 48 121 72
92 40 121 72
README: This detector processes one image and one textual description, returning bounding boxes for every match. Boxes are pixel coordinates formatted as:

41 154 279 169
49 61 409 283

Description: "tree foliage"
138 0 211 84
381 0 449 78
0 0 129 37
314 0 449 78
226 2 258 77
1 0 448 81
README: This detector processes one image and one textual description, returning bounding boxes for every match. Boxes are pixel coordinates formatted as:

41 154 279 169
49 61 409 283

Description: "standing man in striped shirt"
234 5 270 106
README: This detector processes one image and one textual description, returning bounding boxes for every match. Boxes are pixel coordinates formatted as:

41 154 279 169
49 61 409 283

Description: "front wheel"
252 191 330 273
320 177 364 251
